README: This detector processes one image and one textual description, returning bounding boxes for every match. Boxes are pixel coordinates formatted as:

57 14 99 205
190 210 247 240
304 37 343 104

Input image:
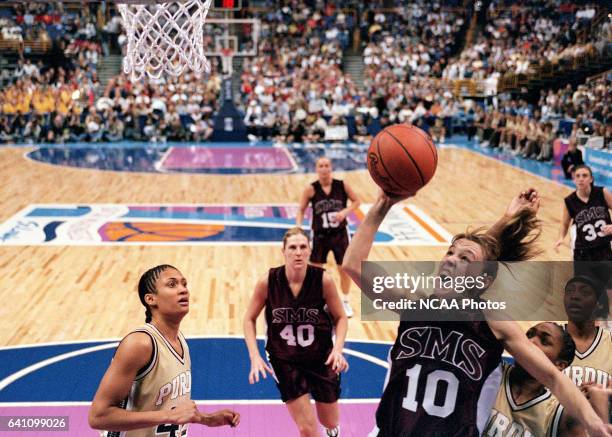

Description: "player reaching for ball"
342 187 612 436
297 157 361 317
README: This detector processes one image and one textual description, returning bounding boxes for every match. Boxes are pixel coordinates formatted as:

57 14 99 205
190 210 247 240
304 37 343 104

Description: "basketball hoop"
117 0 213 80
220 47 234 76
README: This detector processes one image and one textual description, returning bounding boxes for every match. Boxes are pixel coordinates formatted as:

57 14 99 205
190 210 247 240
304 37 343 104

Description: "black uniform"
561 149 584 179
564 186 612 261
309 179 350 264
373 321 504 436
265 265 340 402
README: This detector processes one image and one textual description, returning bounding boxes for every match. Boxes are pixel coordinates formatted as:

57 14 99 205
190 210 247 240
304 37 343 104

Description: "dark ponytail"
137 264 176 323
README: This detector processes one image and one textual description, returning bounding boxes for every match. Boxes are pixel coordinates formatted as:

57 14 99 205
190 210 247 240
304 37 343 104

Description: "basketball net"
118 0 213 80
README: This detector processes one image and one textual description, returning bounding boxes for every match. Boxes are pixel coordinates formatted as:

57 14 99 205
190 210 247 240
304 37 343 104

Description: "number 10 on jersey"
403 364 459 418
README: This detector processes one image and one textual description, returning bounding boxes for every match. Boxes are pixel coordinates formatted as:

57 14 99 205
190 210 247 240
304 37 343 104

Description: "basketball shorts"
573 244 612 262
310 229 349 265
268 355 341 403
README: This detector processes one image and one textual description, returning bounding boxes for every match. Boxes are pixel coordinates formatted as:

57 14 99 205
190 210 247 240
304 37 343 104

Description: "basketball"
367 124 438 195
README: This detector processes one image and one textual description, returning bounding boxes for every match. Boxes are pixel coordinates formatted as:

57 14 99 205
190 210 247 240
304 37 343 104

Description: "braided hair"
137 264 177 323
551 322 576 368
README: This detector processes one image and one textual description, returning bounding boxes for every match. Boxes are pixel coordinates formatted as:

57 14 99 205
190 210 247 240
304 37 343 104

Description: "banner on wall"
584 148 612 188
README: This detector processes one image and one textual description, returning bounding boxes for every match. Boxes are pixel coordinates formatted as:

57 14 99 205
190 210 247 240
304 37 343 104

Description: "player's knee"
316 405 339 429
319 417 338 430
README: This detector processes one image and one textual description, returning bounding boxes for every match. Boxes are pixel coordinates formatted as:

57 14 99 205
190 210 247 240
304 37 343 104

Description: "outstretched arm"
557 384 611 437
488 320 612 437
342 191 413 298
488 188 540 240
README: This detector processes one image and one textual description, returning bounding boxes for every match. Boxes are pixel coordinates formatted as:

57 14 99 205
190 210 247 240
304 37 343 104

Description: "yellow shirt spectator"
31 91 46 114
57 88 72 115
42 91 55 113
15 92 31 114
2 98 17 114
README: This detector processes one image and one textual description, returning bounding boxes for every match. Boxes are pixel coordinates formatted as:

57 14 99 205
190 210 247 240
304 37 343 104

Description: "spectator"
561 138 584 179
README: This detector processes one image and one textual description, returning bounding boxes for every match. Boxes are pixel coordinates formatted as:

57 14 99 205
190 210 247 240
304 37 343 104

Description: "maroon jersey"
265 265 333 363
310 179 348 233
564 186 612 250
374 321 503 436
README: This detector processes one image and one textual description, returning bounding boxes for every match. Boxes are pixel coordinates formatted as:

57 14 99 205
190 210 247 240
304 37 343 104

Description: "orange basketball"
367 124 438 195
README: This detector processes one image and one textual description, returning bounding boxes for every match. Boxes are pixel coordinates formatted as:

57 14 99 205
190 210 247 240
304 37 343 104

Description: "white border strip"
0 399 381 407
0 335 393 351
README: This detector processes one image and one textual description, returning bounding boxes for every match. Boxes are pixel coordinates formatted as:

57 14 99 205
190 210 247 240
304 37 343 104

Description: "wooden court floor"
0 145 574 346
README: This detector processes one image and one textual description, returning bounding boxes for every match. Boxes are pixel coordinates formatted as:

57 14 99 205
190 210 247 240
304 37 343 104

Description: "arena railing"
0 36 51 54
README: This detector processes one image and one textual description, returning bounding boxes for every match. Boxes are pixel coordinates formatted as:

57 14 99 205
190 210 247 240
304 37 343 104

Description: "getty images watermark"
360 261 611 322
371 271 506 311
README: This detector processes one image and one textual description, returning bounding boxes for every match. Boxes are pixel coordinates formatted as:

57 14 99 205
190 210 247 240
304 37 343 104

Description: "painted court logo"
0 204 451 246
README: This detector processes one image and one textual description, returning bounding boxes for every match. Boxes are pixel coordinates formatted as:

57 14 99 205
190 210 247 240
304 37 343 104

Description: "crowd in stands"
0 0 609 155
0 68 223 144
238 0 469 143
443 1 605 88
0 1 223 143
469 73 610 163
362 1 466 79
2 2 103 73
238 1 361 142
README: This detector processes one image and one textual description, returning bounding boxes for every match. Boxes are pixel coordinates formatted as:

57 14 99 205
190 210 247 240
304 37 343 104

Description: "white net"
118 0 213 80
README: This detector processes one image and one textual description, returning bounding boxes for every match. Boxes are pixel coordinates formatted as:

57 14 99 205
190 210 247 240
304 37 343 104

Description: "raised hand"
505 188 541 217
378 188 416 206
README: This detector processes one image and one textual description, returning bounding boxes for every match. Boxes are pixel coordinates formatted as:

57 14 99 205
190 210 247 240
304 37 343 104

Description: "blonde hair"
282 227 310 248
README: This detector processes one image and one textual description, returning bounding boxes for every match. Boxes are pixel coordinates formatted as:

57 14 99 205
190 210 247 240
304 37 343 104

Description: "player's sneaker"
326 426 340 436
342 300 354 318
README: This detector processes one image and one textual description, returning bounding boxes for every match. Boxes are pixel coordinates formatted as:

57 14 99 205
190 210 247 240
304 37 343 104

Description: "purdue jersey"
564 186 612 250
265 265 333 363
104 323 192 437
484 363 559 437
563 325 612 387
373 321 504 436
310 179 348 234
